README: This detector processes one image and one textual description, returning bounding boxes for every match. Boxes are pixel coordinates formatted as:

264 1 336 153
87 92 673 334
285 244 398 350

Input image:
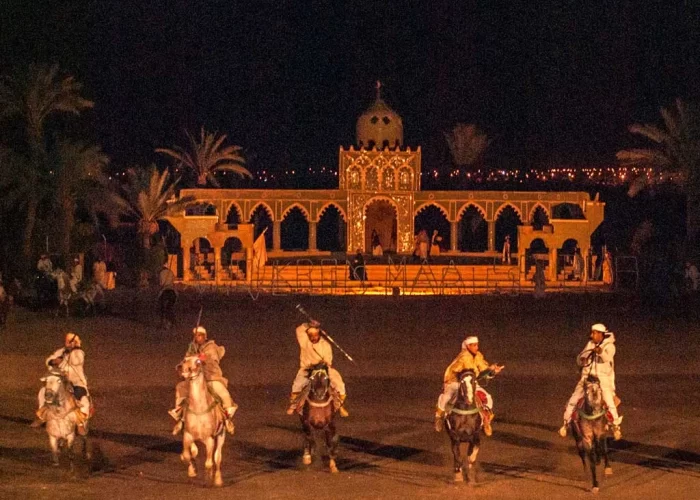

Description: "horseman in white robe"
169 326 237 434
70 257 83 293
559 323 623 440
37 254 53 275
435 336 504 435
31 333 90 435
286 321 348 417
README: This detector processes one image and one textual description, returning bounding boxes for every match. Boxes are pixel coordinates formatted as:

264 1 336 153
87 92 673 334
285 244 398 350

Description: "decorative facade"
165 89 604 284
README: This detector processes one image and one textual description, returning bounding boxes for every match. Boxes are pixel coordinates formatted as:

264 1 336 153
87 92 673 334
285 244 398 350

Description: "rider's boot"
558 420 569 438
74 409 88 436
612 416 623 441
224 405 237 434
169 404 184 434
481 409 494 437
337 394 349 417
30 406 48 428
286 392 301 415
434 408 445 432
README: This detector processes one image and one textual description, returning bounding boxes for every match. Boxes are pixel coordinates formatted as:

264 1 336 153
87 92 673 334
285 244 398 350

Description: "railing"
179 257 609 296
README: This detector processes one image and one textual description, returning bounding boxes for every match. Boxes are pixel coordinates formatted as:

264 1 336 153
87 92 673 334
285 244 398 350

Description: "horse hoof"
188 467 197 478
302 454 312 465
214 477 223 487
329 459 338 474
591 486 599 494
190 443 198 458
604 467 613 476
454 471 464 482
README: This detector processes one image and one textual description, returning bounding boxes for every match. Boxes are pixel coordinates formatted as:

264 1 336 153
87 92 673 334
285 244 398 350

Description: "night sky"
2 0 699 177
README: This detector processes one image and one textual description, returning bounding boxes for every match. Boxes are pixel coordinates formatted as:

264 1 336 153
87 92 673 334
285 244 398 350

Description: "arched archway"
364 199 397 253
185 202 217 216
222 237 243 266
526 237 549 274
318 205 346 252
226 204 242 227
281 207 309 250
552 203 585 219
249 204 273 249
414 204 450 254
558 238 580 279
495 206 523 254
530 206 550 230
189 237 213 279
458 205 487 252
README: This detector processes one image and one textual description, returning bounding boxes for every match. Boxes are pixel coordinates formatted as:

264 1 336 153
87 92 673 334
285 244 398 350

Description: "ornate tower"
340 83 421 253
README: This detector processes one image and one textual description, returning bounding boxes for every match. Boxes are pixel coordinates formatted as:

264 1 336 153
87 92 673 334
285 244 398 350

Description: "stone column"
213 246 222 286
488 221 496 252
450 221 458 252
273 221 281 251
308 221 317 251
182 245 191 282
549 247 558 281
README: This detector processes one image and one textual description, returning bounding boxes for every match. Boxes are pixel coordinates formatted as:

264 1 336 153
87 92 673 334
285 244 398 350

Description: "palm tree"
106 165 195 249
616 99 700 249
444 123 491 180
0 64 94 260
52 141 110 258
156 127 251 187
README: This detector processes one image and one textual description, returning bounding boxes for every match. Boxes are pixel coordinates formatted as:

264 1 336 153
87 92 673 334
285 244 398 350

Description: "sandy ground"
0 291 699 500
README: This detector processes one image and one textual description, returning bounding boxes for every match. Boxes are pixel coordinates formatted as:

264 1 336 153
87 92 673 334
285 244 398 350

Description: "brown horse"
177 355 227 486
296 364 339 473
568 375 612 493
445 369 483 483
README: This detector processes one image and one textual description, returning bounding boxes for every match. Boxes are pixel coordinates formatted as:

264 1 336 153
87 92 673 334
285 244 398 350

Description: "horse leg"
301 417 313 465
181 432 197 478
325 421 339 474
586 443 599 493
602 437 612 475
66 433 75 473
213 434 225 487
451 438 463 482
49 435 60 466
204 436 215 482
466 442 480 485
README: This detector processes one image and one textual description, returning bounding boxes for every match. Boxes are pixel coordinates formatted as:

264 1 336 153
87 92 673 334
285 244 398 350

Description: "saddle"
571 394 621 428
291 382 343 415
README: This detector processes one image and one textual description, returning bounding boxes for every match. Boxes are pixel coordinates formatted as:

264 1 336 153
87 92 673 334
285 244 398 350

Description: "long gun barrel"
296 304 356 364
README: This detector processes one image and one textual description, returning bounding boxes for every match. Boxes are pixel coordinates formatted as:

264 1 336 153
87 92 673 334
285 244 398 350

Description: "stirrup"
168 408 182 421
338 406 349 418
172 420 184 435
612 425 622 441
558 423 568 438
224 419 235 435
434 416 444 433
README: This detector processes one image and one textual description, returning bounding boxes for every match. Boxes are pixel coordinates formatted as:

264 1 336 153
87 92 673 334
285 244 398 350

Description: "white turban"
193 326 207 336
591 323 607 333
462 336 479 350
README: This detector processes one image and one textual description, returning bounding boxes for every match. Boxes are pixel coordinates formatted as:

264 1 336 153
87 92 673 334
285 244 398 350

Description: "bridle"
308 367 331 406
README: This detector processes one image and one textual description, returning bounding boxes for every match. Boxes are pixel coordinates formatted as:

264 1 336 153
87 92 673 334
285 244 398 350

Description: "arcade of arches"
163 91 604 284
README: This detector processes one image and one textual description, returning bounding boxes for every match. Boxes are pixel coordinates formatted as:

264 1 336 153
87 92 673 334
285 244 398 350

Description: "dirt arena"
1 291 699 499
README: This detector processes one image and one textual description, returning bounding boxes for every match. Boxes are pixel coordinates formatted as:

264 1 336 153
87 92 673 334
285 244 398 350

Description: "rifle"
295 304 356 364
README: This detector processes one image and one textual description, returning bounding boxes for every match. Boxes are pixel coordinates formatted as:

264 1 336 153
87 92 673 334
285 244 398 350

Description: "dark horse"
568 375 612 493
296 363 339 473
445 369 486 483
158 289 177 329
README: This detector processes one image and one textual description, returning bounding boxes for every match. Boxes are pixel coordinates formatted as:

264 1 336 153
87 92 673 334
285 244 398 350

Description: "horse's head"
307 363 330 401
178 355 204 380
457 369 477 406
583 375 604 410
41 371 66 405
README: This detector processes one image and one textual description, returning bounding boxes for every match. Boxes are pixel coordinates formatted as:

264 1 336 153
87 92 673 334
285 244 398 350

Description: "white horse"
177 355 227 486
52 270 102 317
40 371 86 467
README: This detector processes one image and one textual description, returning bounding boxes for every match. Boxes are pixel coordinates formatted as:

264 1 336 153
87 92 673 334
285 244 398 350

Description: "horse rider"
559 323 623 440
70 257 83 293
37 253 53 275
31 333 91 435
286 321 349 417
435 336 504 435
169 326 237 435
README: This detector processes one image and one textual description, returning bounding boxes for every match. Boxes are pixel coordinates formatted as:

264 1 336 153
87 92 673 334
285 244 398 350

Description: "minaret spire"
375 80 382 101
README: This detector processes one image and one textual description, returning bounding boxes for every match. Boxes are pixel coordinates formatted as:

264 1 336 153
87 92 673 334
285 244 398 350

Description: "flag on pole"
253 228 268 269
